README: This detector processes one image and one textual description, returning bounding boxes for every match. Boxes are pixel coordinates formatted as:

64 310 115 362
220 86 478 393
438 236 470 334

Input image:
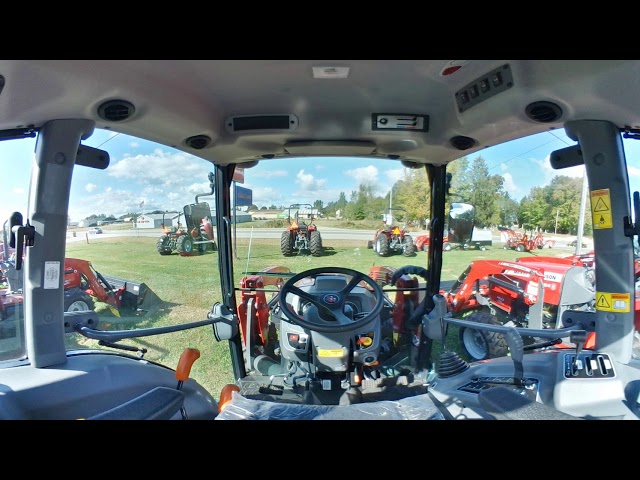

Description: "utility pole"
576 171 588 254
555 209 559 234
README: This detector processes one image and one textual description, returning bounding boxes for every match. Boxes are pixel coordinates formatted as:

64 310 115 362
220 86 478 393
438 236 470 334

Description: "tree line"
316 155 592 235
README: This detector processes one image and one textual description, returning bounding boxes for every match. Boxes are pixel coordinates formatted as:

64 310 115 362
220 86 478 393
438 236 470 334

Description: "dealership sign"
235 185 253 206
232 167 245 183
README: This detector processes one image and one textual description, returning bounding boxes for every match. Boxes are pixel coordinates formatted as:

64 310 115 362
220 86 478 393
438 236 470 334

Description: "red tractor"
500 227 555 252
157 173 217 256
367 208 416 257
1 257 157 320
280 204 323 257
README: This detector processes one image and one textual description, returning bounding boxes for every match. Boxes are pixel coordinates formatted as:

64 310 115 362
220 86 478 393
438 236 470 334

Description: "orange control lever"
175 348 201 389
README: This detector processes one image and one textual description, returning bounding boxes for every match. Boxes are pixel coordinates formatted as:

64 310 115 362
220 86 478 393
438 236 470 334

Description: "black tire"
309 230 323 256
422 244 428 252
515 244 525 252
375 234 390 256
367 240 373 249
458 310 509 362
402 234 416 256
156 235 173 255
443 242 452 251
281 230 294 256
176 235 194 254
64 290 95 312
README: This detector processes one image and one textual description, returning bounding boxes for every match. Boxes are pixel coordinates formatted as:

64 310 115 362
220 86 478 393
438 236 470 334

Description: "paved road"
69 226 384 243
68 227 582 251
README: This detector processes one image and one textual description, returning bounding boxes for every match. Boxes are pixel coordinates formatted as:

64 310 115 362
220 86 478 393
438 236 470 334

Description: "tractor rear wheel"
309 230 323 256
176 235 194 254
281 231 294 256
64 290 95 312
402 235 416 256
156 234 173 255
516 244 525 252
458 310 509 362
375 234 390 256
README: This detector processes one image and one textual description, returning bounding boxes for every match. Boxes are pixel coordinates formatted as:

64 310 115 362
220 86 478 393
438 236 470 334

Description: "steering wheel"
278 267 385 333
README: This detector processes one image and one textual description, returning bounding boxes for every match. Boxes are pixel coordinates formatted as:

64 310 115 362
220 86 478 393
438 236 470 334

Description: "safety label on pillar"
591 189 612 229
595 291 630 312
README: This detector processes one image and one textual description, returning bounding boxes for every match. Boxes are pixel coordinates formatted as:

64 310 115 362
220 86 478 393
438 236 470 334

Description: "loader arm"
64 258 119 308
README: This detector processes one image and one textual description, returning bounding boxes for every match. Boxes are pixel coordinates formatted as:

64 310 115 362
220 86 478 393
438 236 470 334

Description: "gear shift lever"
505 328 524 386
570 330 588 374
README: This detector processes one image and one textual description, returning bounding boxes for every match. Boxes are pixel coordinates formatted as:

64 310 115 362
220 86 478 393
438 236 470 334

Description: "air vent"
450 135 476 150
525 101 563 123
185 135 211 149
97 100 136 122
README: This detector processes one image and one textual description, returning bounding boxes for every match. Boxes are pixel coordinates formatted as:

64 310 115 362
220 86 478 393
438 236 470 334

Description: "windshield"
2 127 639 397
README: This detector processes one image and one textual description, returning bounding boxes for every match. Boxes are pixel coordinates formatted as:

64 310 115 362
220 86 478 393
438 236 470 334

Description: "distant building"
136 213 180 229
248 209 284 220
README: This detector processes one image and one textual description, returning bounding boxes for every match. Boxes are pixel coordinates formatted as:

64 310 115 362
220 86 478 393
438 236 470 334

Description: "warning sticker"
590 189 612 229
317 349 345 358
595 292 630 312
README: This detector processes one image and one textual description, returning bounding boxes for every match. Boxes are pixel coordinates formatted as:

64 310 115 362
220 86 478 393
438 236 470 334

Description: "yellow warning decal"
590 189 612 229
317 349 344 358
595 292 630 312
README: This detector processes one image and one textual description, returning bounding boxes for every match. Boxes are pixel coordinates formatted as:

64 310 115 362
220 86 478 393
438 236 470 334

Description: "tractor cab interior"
1 60 640 421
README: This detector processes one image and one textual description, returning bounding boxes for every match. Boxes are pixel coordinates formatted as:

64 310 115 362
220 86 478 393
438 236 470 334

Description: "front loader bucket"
100 274 161 311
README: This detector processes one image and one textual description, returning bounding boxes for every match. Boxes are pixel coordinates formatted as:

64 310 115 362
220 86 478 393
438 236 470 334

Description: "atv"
280 203 323 256
367 208 416 257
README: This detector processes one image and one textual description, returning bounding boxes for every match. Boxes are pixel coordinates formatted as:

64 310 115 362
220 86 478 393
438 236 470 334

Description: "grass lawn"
63 235 573 398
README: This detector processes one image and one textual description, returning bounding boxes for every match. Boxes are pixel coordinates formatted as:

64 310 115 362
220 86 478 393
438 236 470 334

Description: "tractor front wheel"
458 310 509 362
156 234 173 255
443 242 452 251
376 234 390 256
309 230 323 256
402 235 416 256
64 290 95 312
281 230 294 256
176 235 194 255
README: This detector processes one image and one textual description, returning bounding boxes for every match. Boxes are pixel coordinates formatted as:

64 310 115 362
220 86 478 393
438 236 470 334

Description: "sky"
2 127 640 223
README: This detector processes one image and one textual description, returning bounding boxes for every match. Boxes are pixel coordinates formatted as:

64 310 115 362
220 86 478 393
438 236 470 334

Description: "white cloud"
345 165 378 185
84 183 97 193
250 169 288 178
384 168 404 186
296 170 326 191
502 173 518 195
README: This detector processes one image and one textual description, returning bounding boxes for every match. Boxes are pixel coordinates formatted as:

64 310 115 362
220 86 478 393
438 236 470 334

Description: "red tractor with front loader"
280 204 323 257
1 256 157 320
367 207 416 257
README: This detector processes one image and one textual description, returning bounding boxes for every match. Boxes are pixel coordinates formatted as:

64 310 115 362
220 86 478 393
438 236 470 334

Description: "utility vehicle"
1 60 640 421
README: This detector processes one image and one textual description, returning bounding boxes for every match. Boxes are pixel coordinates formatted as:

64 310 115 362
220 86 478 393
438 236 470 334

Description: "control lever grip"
505 328 524 384
422 294 449 341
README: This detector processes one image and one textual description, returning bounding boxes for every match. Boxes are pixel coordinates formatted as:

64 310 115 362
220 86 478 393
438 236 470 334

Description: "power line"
95 132 121 148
